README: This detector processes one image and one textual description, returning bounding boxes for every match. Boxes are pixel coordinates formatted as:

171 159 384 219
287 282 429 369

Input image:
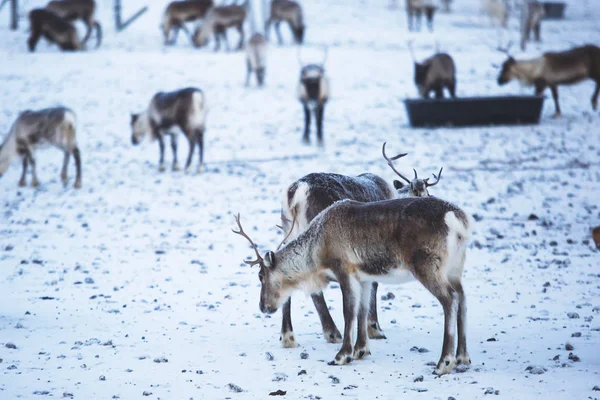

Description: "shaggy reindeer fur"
265 0 305 45
28 8 82 52
131 87 207 173
45 0 102 48
0 107 82 188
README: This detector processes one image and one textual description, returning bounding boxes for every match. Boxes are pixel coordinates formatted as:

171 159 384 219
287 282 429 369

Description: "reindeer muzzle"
260 302 277 315
131 136 139 145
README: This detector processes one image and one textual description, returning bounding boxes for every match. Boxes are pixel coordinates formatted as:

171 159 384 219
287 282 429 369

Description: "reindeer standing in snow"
274 143 443 348
297 47 329 145
130 88 207 173
245 33 268 87
45 0 102 48
0 107 82 188
28 8 82 52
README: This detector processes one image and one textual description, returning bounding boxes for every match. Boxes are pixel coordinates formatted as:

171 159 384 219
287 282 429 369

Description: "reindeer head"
232 214 294 314
414 62 430 96
497 56 517 85
130 113 148 145
293 25 305 44
382 142 443 198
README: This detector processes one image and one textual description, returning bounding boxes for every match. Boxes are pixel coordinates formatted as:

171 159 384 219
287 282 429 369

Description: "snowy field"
1 0 599 398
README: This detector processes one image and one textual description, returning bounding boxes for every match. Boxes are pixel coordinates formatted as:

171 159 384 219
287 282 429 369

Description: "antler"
382 142 411 184
425 167 443 187
276 210 297 251
496 40 513 55
413 168 419 179
232 213 264 266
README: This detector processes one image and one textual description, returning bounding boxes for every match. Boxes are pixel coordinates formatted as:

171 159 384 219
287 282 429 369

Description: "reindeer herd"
1 0 599 378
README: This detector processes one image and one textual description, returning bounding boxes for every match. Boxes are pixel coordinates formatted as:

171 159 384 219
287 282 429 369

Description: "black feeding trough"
404 96 545 128
542 2 566 19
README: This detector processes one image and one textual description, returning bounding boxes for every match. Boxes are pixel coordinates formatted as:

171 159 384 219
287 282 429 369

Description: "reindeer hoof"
353 347 370 360
18 179 26 187
324 330 342 344
158 164 166 172
197 164 205 174
31 179 40 188
74 181 82 189
552 112 562 119
280 331 297 348
172 164 180 172
328 355 353 366
434 355 456 376
368 322 386 340
456 352 471 366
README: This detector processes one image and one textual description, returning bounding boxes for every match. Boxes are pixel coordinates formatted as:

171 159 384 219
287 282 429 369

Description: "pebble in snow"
227 383 244 393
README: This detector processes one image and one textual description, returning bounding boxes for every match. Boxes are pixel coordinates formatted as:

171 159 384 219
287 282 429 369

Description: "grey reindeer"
233 194 472 375
0 107 82 188
275 142 444 348
265 0 305 45
130 87 207 173
245 33 268 87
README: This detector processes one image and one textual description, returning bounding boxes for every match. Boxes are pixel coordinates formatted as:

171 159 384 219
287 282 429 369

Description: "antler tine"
426 167 443 187
276 210 297 251
497 40 514 56
232 213 264 266
413 168 418 180
382 142 411 184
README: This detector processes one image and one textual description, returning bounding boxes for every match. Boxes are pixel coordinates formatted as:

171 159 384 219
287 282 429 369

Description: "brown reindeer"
192 2 248 51
406 0 436 32
45 0 102 48
233 194 471 375
130 88 207 173
0 107 82 188
519 0 544 50
161 0 214 45
297 47 329 145
497 44 600 117
246 33 267 87
265 0 305 45
28 8 82 52
276 144 443 348
409 42 456 99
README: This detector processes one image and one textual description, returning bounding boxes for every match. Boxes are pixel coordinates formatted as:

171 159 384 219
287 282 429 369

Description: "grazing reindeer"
0 107 82 189
161 0 214 45
233 194 472 374
406 0 436 32
276 142 443 348
481 0 510 28
519 0 544 50
130 88 207 173
192 2 248 51
245 33 267 87
28 8 82 52
265 0 305 45
297 48 329 145
409 42 457 99
497 44 600 118
45 0 102 48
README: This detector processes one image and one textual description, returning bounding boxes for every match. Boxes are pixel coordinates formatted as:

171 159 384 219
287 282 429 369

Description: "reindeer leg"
184 133 196 171
275 21 283 45
534 22 541 42
280 297 297 348
407 10 413 31
157 134 166 172
196 129 204 174
591 82 599 110
72 147 82 189
245 59 252 87
264 18 272 40
353 281 373 360
302 104 311 144
236 24 244 51
82 20 93 45
170 134 179 171
550 85 561 118
328 274 360 365
61 151 70 186
18 156 28 187
368 282 386 339
316 103 325 147
435 87 444 99
311 292 342 343
448 81 457 99
27 150 40 188
450 278 470 366
415 9 422 32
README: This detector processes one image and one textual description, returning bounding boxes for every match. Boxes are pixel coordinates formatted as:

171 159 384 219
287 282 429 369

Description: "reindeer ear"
130 113 139 125
393 180 404 190
265 251 275 269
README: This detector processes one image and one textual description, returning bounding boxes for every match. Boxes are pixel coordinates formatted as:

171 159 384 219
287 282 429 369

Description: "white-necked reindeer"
233 194 471 375
297 47 329 145
245 33 267 87
275 142 443 348
0 107 82 188
130 87 207 173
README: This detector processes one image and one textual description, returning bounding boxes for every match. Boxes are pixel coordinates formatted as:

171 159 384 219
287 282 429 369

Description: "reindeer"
161 0 214 45
276 142 443 348
192 2 248 51
130 88 207 173
409 42 456 99
519 0 544 50
45 0 102 48
481 0 510 28
28 8 82 52
297 48 329 145
245 33 267 87
233 194 471 375
497 44 600 118
406 0 436 32
265 0 305 45
0 107 82 189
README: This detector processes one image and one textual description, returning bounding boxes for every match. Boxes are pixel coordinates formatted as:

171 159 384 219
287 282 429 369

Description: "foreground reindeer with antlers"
276 143 443 348
234 193 471 374
161 0 214 45
45 0 102 48
0 107 82 188
28 8 82 52
192 3 248 51
297 48 329 145
265 0 305 45
130 87 207 173
497 44 600 117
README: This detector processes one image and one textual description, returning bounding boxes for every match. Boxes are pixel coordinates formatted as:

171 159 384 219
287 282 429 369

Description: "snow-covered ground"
1 0 599 398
